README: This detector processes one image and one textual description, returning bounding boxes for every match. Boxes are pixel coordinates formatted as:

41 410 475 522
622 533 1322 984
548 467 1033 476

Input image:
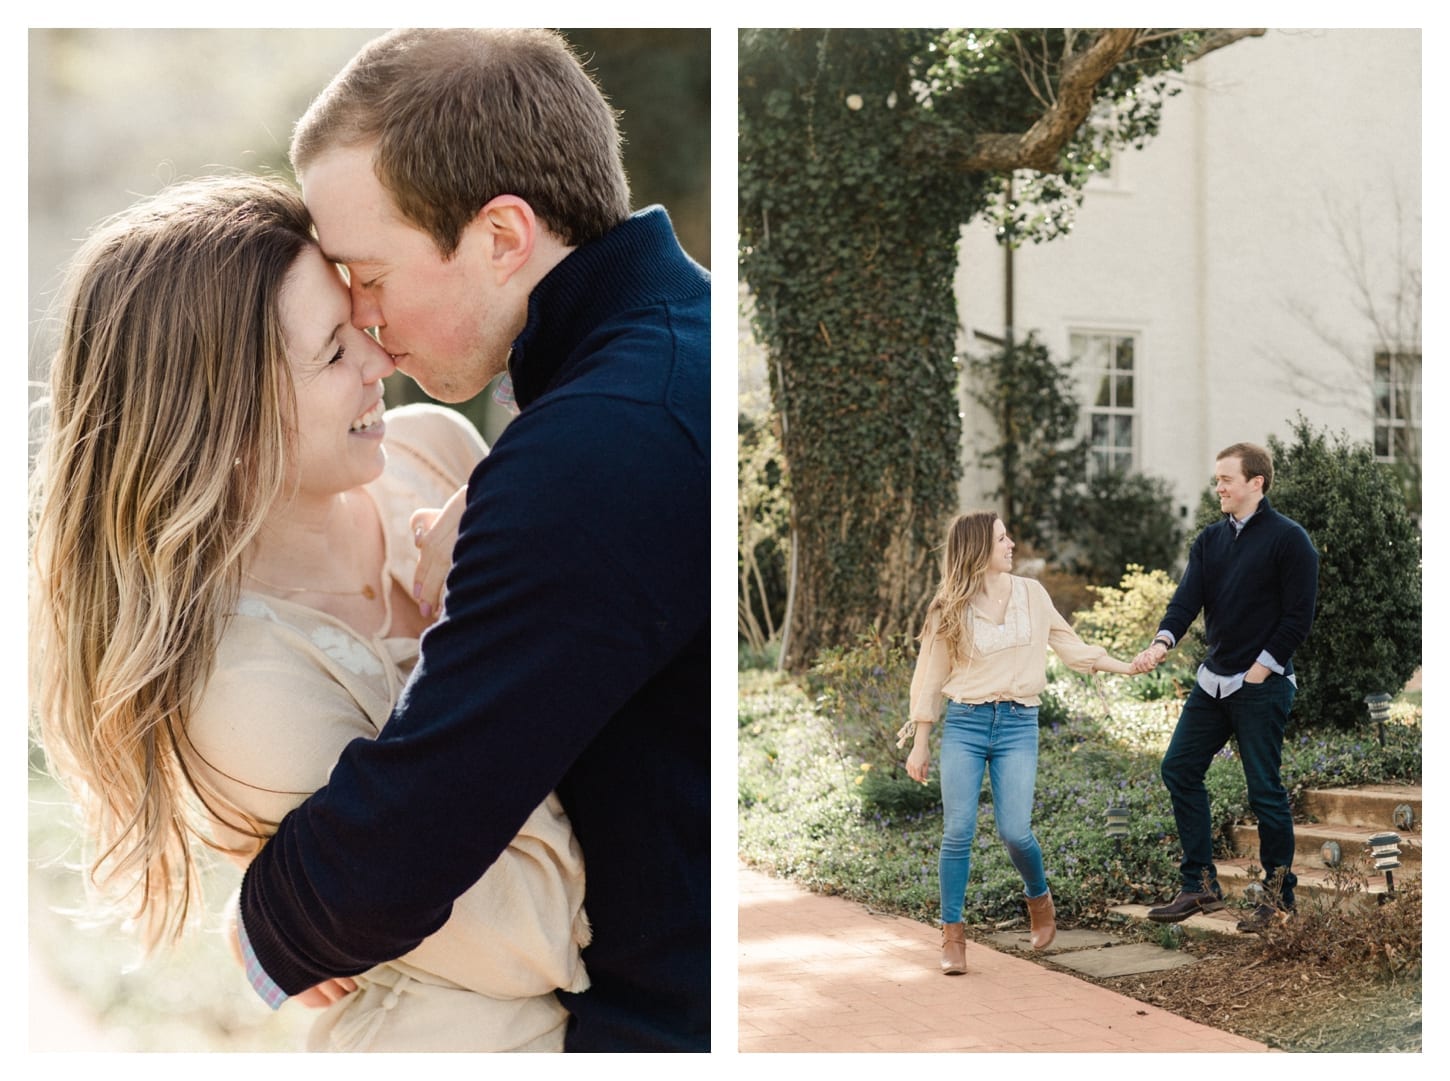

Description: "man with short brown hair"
1133 442 1317 932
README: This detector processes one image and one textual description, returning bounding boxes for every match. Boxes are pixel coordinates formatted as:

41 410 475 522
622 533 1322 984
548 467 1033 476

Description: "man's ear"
474 195 537 284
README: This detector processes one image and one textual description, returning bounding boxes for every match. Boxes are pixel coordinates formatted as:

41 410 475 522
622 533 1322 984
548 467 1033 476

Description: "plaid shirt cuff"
238 915 288 1010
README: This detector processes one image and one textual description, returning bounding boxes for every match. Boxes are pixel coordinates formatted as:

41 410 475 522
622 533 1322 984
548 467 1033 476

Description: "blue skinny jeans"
938 700 1048 924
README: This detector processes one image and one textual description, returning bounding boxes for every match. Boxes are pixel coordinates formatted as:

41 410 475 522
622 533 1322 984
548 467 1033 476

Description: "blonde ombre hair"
29 174 313 947
922 512 1000 657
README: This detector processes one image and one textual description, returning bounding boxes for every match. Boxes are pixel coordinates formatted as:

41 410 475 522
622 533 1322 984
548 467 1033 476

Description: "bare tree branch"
960 28 1138 172
952 28 1267 175
1184 28 1268 62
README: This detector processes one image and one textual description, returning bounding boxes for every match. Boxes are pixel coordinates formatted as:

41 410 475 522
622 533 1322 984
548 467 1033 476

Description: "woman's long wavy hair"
922 512 1000 657
29 174 313 948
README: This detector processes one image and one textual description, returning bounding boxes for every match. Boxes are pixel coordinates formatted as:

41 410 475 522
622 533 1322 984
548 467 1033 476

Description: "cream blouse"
185 405 590 1052
901 575 1106 741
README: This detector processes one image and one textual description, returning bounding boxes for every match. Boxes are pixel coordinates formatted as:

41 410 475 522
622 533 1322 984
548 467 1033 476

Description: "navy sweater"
239 207 710 1051
1159 497 1318 677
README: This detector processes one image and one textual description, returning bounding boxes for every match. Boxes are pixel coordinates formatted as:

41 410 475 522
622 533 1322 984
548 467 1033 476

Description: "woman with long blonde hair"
29 174 589 1050
898 511 1135 975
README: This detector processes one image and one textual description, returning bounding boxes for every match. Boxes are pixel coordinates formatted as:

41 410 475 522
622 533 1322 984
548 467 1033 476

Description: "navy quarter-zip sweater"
1159 497 1318 677
239 207 710 1051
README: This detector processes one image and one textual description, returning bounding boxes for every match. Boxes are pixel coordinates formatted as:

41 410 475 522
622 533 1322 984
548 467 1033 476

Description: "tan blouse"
185 405 590 1052
901 575 1106 741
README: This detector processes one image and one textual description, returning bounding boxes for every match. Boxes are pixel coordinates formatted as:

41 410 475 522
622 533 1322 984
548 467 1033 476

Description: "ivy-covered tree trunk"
741 30 992 669
740 28 1262 671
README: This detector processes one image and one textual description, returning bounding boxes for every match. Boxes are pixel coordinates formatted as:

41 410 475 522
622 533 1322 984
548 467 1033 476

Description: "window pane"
1115 374 1134 408
1114 414 1133 447
1094 375 1112 408
1375 385 1391 421
1395 383 1414 424
1091 414 1109 445
1075 334 1110 370
1374 424 1390 458
1115 337 1134 371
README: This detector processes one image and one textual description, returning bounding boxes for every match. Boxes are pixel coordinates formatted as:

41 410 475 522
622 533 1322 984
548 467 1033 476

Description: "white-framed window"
1373 349 1421 464
1069 329 1139 476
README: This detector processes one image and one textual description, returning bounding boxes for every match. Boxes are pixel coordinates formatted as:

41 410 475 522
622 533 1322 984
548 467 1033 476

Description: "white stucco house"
953 28 1422 523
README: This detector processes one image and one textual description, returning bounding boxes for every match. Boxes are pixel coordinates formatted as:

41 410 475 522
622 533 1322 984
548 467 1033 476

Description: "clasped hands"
1131 642 1168 674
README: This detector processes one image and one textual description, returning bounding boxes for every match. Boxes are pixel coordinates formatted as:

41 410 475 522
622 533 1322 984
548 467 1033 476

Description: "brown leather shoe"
1147 889 1224 923
1025 890 1056 950
940 922 967 974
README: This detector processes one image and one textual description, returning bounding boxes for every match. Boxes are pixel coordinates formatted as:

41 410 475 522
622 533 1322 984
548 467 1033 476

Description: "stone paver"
739 864 1270 1053
986 927 1119 952
1048 942 1199 978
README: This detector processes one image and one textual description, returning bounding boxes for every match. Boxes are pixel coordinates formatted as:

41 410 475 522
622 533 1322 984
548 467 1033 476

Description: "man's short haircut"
290 28 631 255
1217 442 1274 494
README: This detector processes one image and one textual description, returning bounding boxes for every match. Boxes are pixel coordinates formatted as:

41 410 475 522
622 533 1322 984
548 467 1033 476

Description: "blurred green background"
26 27 709 1052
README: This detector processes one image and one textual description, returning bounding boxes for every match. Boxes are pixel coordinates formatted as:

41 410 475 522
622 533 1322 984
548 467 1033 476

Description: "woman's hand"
906 741 931 784
409 484 468 620
224 893 355 1007
293 977 359 1009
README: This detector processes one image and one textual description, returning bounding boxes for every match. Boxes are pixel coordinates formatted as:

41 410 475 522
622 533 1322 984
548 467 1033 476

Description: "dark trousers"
1160 676 1298 908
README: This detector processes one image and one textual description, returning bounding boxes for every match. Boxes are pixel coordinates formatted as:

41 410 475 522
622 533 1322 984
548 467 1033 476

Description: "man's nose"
350 280 383 331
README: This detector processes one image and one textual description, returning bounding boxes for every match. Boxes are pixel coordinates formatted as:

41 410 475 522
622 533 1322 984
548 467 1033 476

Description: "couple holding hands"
900 444 1318 974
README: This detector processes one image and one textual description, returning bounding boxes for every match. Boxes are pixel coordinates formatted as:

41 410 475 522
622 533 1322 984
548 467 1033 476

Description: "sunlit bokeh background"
26 27 709 1052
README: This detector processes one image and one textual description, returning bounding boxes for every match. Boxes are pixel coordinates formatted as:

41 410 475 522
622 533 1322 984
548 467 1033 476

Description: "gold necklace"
244 571 377 600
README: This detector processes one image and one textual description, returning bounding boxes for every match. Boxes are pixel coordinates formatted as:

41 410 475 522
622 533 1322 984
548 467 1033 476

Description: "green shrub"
1073 564 1203 699
1038 685 1070 726
1266 418 1421 728
967 332 1089 554
1063 469 1186 584
807 630 920 760
738 639 781 672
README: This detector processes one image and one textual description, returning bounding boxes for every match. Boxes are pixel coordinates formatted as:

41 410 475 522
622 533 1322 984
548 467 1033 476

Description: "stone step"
1110 858 1420 935
1299 784 1422 831
1110 903 1256 936
1230 822 1422 869
1216 857 1415 904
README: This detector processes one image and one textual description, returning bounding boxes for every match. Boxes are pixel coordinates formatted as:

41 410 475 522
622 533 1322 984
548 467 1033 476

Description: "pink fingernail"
421 602 432 619
413 582 422 600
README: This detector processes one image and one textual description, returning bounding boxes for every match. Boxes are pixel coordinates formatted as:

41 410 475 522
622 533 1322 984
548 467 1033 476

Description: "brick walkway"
738 865 1269 1053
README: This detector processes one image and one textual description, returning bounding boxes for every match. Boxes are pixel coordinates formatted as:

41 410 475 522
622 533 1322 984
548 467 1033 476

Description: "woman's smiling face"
277 245 397 498
990 518 1015 573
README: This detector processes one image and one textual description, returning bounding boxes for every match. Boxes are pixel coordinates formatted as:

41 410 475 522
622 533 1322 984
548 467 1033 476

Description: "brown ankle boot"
940 921 967 974
1026 890 1056 950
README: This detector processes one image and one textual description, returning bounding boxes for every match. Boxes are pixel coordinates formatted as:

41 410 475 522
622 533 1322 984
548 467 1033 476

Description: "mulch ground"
993 922 1422 1052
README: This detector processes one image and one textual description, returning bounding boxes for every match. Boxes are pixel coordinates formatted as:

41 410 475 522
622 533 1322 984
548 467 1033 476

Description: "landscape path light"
1363 692 1392 748
1105 804 1129 851
1367 831 1402 902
